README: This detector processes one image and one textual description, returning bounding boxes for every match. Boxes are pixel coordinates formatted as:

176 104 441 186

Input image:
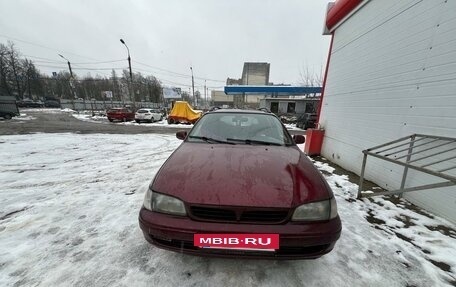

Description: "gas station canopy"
224 85 322 95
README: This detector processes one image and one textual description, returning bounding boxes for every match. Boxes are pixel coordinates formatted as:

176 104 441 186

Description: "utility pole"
58 54 77 109
204 80 206 108
190 66 196 107
120 39 135 110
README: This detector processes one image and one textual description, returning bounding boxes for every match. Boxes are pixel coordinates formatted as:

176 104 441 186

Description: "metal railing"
357 134 456 198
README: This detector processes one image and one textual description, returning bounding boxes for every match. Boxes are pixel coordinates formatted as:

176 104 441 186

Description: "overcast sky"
0 0 331 92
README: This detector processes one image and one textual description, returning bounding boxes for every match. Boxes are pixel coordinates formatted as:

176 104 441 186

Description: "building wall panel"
320 0 456 222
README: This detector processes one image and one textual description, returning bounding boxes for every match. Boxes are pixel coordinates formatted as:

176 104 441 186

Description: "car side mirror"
176 131 188 140
293 135 305 144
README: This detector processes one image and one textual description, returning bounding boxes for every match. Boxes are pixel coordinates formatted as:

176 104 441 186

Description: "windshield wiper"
226 138 283 146
188 136 236 145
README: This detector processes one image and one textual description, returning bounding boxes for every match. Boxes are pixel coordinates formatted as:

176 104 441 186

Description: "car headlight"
143 188 187 216
291 197 338 221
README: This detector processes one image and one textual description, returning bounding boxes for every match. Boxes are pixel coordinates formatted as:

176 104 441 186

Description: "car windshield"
188 112 293 146
137 109 149 113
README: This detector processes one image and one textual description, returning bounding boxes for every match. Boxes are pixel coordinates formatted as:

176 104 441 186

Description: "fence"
60 99 161 111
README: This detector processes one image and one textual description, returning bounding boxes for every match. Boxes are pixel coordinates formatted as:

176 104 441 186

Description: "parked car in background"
296 113 317 129
279 114 298 124
0 96 20 119
44 98 61 108
17 99 44 108
106 108 135 122
139 109 341 259
135 108 163 123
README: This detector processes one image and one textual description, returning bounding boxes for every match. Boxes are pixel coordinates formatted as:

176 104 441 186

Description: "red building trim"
316 33 334 124
326 0 362 31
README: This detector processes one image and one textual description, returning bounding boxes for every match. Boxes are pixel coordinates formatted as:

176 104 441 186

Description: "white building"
320 0 456 222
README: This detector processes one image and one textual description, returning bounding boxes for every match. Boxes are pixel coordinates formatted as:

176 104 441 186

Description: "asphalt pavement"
0 110 187 135
0 109 306 136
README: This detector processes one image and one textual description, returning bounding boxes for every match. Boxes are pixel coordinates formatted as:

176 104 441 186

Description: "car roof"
208 109 272 115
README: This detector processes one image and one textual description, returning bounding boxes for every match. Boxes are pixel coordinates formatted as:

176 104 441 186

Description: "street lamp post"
59 54 74 78
120 39 135 109
58 54 77 109
204 80 206 108
190 66 196 107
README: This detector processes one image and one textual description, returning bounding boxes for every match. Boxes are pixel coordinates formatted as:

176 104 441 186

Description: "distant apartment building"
241 62 270 85
220 62 271 108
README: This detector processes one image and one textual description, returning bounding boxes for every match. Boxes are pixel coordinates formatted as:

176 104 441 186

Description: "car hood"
152 143 331 208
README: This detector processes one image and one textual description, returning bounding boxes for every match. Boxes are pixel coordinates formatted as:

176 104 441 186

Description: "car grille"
240 210 289 222
189 206 289 224
190 206 236 221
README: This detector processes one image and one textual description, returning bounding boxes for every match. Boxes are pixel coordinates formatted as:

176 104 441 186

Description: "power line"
30 55 214 88
24 54 125 66
72 59 125 65
34 63 127 71
2 34 226 84
33 60 217 89
23 55 65 63
133 60 225 83
3 37 223 90
70 63 115 78
132 66 205 85
0 34 100 61
28 59 63 64
131 66 223 89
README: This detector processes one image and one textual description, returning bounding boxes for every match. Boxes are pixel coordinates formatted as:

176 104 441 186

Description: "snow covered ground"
0 133 455 287
11 114 36 121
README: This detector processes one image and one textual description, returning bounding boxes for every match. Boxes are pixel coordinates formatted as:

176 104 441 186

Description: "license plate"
194 234 279 251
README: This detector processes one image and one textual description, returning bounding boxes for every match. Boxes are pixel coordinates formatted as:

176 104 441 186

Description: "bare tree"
0 40 164 104
7 41 25 98
0 43 13 96
299 64 323 87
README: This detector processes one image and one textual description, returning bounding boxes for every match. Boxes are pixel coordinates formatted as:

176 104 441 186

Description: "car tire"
108 118 113 122
160 116 163 121
168 118 175 124
4 114 12 120
135 120 140 123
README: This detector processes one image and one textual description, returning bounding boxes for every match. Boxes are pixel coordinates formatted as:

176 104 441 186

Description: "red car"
139 109 341 259
107 108 135 122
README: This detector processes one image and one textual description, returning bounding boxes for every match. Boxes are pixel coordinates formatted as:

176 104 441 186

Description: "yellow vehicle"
167 101 202 124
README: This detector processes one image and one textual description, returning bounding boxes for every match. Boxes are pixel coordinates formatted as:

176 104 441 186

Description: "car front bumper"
139 207 341 259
